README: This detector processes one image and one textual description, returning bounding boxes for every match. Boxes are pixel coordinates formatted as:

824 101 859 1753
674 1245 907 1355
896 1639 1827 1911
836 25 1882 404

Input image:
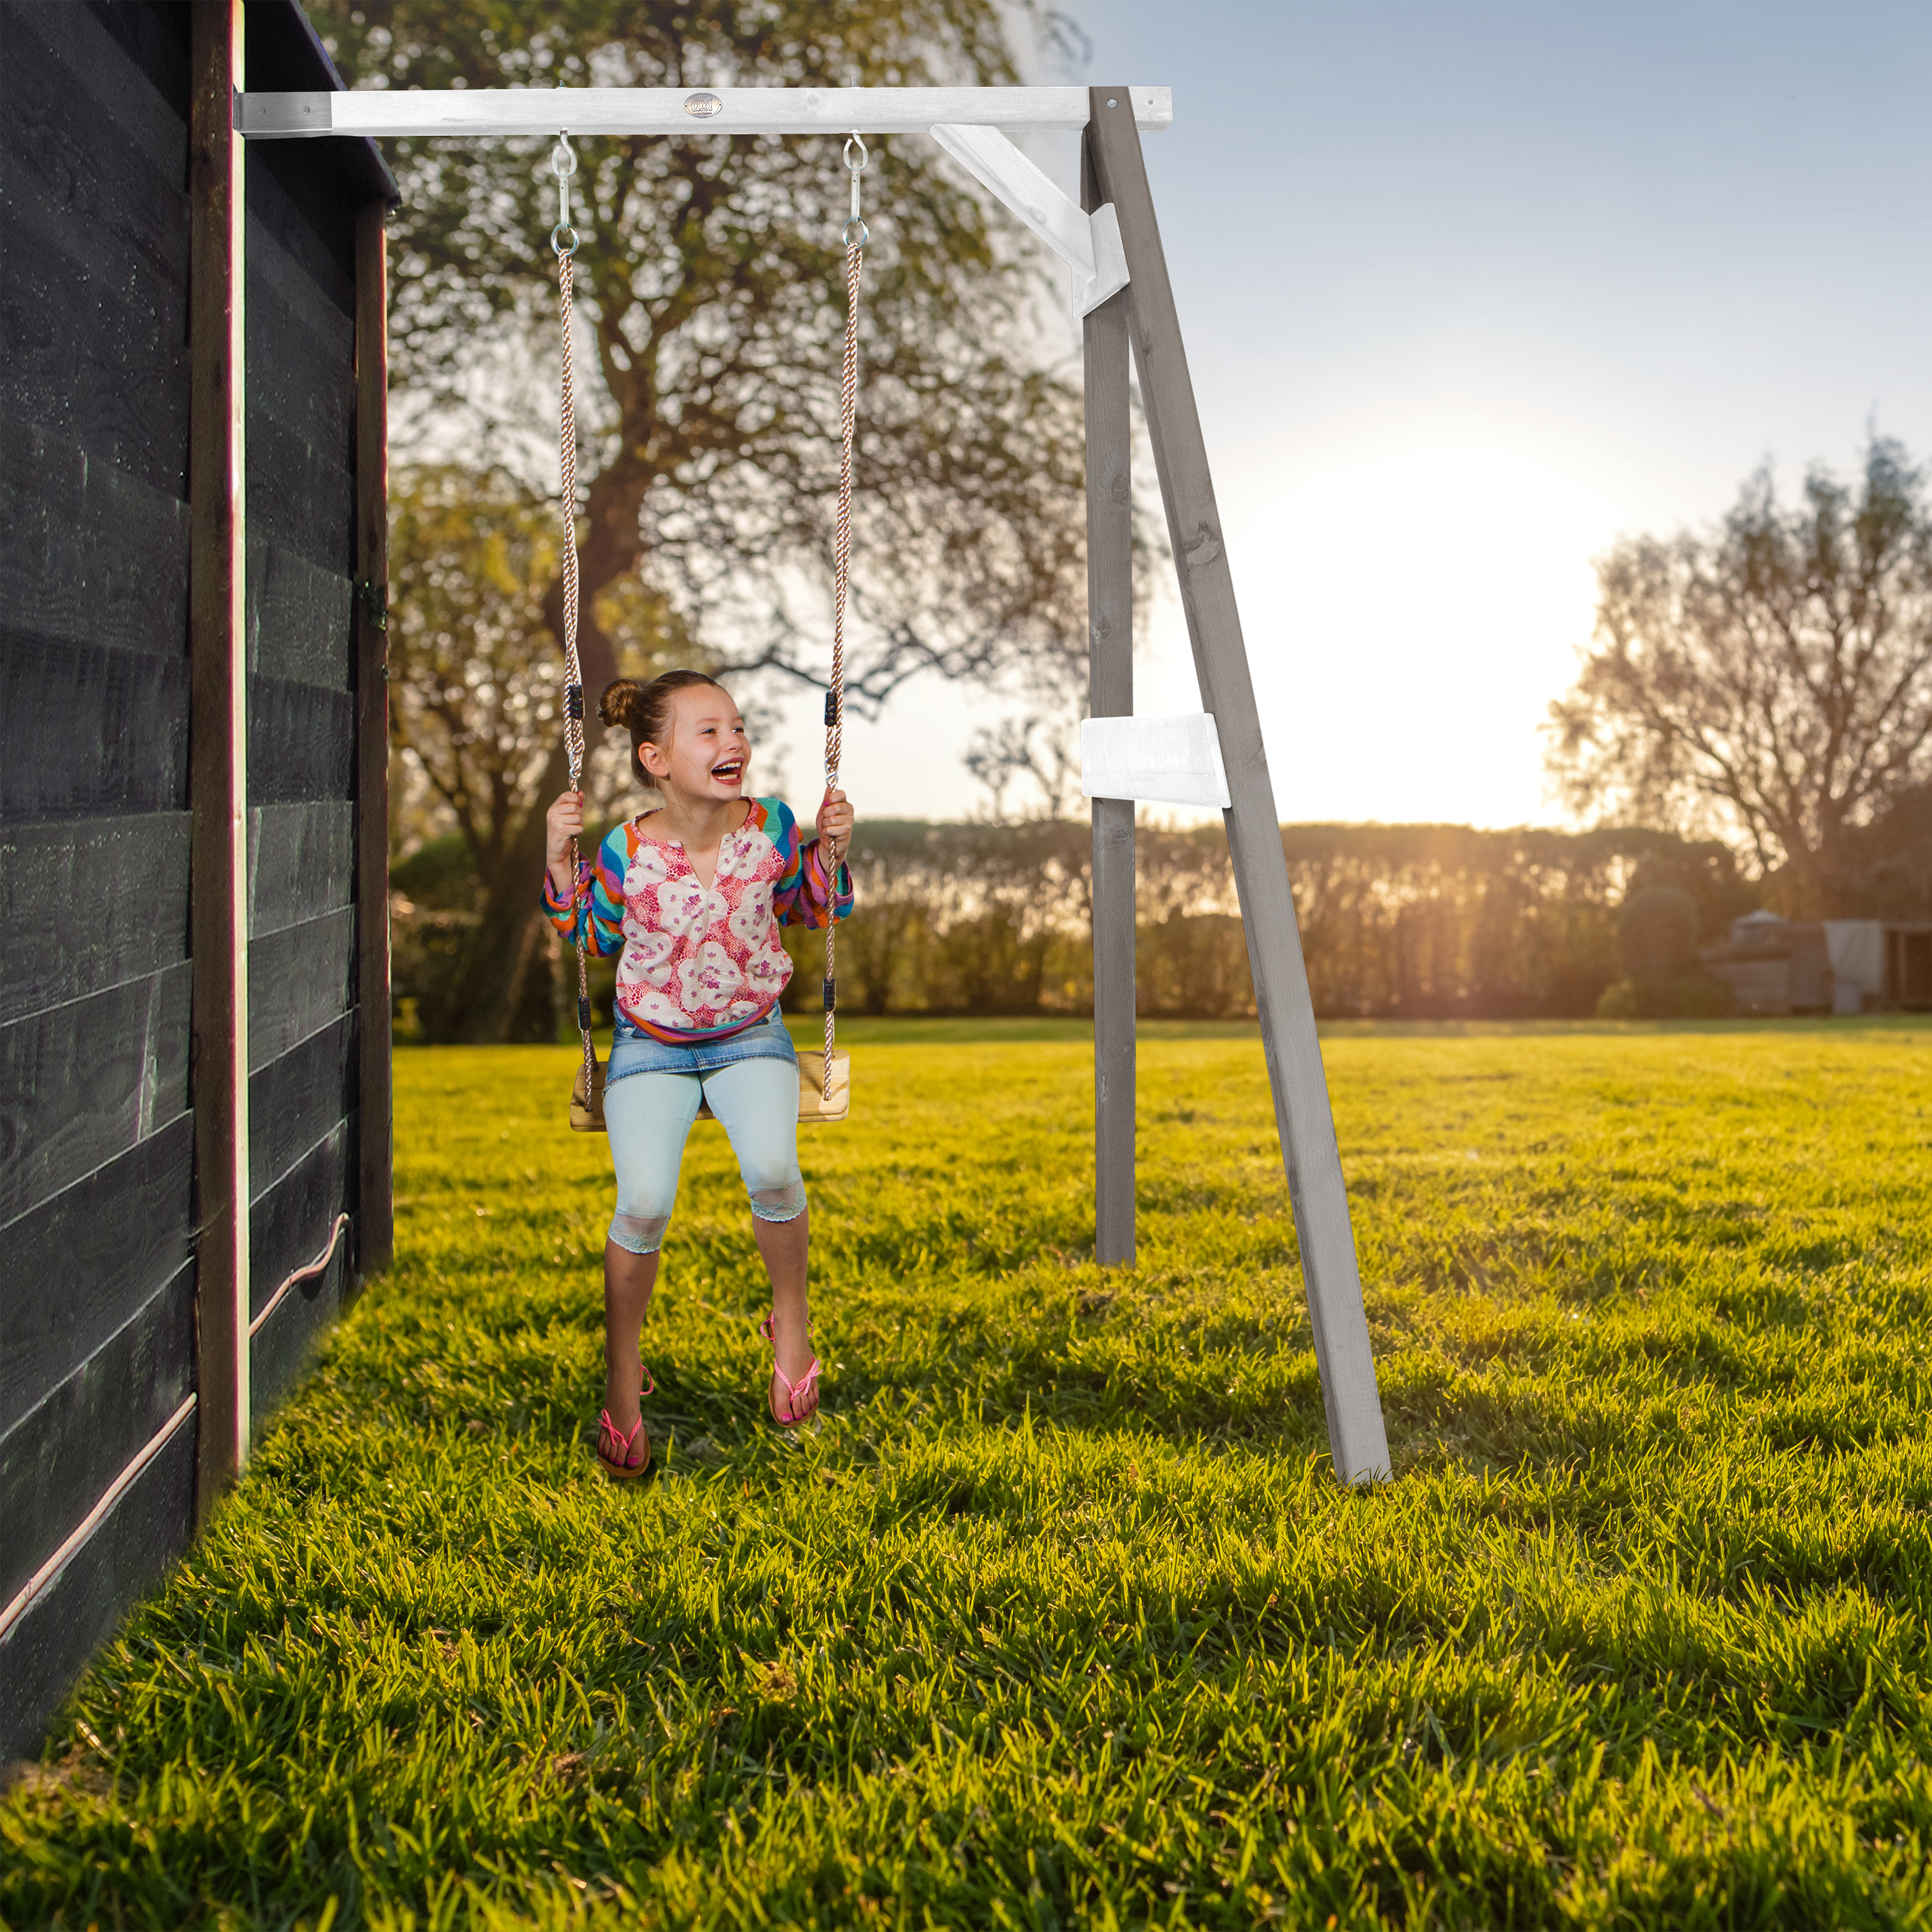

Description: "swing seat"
571 1047 849 1131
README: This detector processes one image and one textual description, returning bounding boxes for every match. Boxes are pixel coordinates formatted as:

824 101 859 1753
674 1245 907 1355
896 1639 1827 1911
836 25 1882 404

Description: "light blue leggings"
602 1058 807 1256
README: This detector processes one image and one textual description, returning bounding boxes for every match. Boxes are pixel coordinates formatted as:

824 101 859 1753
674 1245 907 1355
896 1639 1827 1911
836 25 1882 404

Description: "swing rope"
825 133 866 1101
551 131 859 1115
552 136 595 1109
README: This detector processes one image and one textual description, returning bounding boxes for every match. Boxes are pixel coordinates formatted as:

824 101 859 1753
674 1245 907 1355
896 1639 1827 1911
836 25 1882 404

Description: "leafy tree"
312 0 1092 1036
1547 437 1932 917
385 462 687 1036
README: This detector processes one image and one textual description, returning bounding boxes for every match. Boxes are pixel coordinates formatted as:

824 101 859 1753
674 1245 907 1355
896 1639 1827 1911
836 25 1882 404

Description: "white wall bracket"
1080 713 1231 811
930 124 1130 316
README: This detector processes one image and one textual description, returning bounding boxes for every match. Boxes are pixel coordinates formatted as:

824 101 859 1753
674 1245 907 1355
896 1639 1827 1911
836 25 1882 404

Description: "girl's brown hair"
599 670 723 785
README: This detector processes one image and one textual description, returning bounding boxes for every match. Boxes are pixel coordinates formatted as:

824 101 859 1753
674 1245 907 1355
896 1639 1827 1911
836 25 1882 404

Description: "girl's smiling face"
639 683 749 803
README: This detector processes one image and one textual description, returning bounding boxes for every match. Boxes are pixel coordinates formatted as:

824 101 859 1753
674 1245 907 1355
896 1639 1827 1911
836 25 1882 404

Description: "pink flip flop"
595 1367 656 1479
757 1316 821 1427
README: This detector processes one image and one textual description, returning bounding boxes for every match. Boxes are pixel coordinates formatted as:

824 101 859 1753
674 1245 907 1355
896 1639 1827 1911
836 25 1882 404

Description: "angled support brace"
1086 86 1392 1485
931 124 1129 316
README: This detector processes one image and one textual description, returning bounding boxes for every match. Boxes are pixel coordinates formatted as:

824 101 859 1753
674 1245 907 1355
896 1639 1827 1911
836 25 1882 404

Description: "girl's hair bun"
598 678 645 732
600 669 725 788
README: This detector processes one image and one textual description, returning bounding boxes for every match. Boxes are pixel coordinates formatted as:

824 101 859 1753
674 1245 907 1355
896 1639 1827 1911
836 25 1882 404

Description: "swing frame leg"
1083 135 1136 1271
1085 88 1391 1485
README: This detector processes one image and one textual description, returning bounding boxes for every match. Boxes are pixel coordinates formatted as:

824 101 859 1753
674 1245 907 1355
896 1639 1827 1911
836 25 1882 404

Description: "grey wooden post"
1086 87 1390 1482
1083 134 1135 1267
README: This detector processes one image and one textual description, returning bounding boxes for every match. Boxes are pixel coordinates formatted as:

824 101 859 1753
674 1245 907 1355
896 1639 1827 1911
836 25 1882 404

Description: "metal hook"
842 131 867 248
552 132 579 256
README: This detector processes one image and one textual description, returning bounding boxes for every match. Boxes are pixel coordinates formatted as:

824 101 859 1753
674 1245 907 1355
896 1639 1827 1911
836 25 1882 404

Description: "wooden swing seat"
571 1047 849 1132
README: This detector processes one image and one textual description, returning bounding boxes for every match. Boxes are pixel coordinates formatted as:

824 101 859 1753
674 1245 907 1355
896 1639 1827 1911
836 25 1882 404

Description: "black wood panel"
249 907 354 1068
244 412 355 575
249 1112 354 1317
246 676 354 803
0 213 192 504
247 800 354 938
0 814 190 1028
247 542 353 692
60 0 192 140
0 963 191 1226
2 46 188 316
0 1260 194 1609
0 1408 194 1762
28 2 191 160
0 1114 194 1438
246 223 355 464
0 417 193 662
247 1009 355 1201
75 0 191 117
1 630 191 823
251 1231 352 1423
245 126 357 317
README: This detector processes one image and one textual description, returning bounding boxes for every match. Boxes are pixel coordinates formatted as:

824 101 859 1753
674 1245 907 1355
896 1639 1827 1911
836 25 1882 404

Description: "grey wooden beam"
1085 86 1391 1484
352 201 393 1279
188 0 251 1520
1083 133 1135 1268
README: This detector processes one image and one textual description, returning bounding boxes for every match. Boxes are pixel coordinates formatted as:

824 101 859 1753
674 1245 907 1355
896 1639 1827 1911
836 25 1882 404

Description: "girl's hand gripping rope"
817 787 854 867
545 789 586 899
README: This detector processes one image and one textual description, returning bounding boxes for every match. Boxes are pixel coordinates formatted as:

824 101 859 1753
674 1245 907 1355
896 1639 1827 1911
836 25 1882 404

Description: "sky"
831 0 1932 828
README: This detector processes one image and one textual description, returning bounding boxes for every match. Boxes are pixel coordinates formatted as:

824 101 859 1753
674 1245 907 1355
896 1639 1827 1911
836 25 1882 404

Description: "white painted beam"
929 124 1130 316
238 84 1173 141
1081 714 1231 811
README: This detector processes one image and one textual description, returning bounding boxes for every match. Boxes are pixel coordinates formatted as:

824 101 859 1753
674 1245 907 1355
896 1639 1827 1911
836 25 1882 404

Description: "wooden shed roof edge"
251 0 399 207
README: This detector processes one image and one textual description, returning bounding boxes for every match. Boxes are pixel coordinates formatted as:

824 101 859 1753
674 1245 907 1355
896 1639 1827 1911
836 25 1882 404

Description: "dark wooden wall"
243 35 364 1412
0 0 392 1761
0 0 201 1765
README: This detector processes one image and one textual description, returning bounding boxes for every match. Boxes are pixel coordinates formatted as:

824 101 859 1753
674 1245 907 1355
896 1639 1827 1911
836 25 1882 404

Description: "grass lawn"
5 1020 1930 1929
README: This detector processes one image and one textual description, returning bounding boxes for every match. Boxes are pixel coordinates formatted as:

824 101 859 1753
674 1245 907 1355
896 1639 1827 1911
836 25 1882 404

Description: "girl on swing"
542 669 855 1479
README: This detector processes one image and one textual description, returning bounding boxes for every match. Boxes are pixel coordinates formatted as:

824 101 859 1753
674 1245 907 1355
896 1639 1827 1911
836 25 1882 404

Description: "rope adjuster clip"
551 132 580 257
842 131 868 250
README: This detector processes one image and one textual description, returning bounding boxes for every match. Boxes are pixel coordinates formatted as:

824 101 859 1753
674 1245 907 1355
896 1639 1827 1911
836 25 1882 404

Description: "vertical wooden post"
1086 87 1391 1483
1083 135 1135 1268
354 201 393 1277
189 0 250 1520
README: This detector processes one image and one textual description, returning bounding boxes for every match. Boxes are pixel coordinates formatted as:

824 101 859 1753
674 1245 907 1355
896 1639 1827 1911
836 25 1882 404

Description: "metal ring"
844 132 868 172
842 216 868 249
552 222 580 256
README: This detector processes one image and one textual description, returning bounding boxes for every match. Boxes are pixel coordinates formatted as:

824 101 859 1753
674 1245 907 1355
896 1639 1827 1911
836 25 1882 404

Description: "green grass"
6 1022 1931 1929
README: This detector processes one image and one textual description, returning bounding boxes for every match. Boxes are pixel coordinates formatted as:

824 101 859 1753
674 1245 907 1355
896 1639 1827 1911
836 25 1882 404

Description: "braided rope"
824 235 862 1097
558 249 594 1104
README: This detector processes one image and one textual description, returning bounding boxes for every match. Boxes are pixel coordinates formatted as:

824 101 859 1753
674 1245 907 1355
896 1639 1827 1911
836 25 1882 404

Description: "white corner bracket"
1081 714 1231 811
929 124 1130 316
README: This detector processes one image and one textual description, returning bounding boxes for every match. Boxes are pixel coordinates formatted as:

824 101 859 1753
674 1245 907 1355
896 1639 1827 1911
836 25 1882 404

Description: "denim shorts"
605 1002 798 1086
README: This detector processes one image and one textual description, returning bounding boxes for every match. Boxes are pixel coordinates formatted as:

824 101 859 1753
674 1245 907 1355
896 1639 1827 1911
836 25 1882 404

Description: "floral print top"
542 797 853 1041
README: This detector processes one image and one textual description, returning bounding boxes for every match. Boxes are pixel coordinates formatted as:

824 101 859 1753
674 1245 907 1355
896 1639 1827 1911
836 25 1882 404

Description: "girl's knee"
745 1171 806 1224
609 1207 671 1255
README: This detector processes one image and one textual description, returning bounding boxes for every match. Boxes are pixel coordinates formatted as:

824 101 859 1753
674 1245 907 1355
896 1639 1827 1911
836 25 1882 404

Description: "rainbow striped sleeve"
540 822 629 958
766 799 855 931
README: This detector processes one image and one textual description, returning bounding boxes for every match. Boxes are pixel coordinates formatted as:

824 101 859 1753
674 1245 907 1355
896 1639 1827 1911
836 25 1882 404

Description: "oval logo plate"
683 91 724 118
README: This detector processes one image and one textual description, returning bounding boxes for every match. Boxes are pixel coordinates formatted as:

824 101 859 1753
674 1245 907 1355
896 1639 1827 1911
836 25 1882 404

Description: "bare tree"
1547 437 1932 916
312 0 1092 1036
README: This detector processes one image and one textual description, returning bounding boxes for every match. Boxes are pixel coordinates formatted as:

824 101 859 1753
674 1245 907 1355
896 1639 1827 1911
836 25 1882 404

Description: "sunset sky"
833 0 1932 828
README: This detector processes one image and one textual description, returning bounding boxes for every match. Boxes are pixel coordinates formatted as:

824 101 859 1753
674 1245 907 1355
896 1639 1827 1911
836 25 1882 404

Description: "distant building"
1705 913 1932 1014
